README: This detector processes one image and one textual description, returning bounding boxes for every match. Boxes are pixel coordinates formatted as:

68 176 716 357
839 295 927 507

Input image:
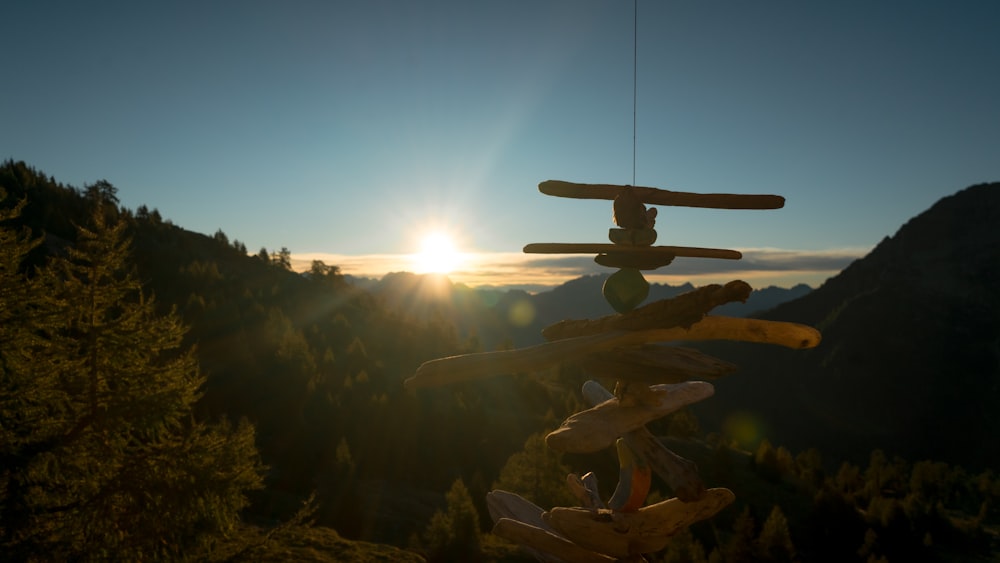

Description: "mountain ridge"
694 182 1000 470
360 270 813 350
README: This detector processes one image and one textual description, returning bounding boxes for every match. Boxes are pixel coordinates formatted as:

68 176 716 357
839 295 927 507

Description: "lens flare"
508 298 536 327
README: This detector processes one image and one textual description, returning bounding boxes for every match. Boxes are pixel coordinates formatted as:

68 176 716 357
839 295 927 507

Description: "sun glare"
414 232 461 274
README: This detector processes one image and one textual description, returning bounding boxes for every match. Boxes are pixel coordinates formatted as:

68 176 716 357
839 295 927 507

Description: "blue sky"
4 1 998 290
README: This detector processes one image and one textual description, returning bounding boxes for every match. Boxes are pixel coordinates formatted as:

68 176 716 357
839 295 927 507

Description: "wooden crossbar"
539 180 785 209
523 243 742 260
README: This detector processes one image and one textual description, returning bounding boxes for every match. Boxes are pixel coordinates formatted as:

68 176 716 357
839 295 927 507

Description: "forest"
2 159 998 562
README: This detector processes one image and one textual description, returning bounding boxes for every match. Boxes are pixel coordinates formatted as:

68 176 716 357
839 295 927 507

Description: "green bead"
603 268 650 313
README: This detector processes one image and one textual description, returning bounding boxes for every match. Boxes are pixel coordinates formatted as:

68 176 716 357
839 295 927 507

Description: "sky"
3 1 998 291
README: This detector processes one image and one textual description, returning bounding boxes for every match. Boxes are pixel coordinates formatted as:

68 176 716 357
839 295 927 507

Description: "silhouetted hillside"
696 182 1000 470
364 271 812 350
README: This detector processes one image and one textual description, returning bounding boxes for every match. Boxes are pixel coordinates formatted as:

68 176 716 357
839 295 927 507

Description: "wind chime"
405 179 820 561
404 4 821 561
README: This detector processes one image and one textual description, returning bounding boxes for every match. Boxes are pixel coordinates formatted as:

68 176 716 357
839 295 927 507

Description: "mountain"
363 271 812 350
694 182 1000 470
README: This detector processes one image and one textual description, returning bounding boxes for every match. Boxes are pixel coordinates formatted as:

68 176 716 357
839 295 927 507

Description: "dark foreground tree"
0 200 264 560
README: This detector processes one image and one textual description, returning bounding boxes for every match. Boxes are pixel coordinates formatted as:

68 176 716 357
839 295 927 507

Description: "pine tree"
493 431 578 510
423 478 482 562
754 439 781 482
0 190 45 431
317 436 358 526
723 505 756 562
0 190 54 556
0 205 264 560
857 527 879 560
660 527 708 563
665 407 701 438
757 505 796 562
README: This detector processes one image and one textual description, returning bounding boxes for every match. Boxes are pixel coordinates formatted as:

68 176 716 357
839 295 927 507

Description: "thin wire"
632 0 638 186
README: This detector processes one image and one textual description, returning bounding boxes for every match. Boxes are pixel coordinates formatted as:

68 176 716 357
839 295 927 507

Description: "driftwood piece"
487 490 569 563
524 243 742 261
538 180 786 210
624 430 705 504
579 345 737 384
616 316 822 350
545 382 714 453
607 438 652 512
493 518 617 563
583 380 705 502
543 281 752 341
405 316 818 389
567 472 605 510
543 488 736 558
403 331 620 389
487 490 552 531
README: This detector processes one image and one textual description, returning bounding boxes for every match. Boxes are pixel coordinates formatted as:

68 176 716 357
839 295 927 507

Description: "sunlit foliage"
0 196 263 560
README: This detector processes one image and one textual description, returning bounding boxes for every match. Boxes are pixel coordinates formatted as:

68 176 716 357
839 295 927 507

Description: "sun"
414 231 462 274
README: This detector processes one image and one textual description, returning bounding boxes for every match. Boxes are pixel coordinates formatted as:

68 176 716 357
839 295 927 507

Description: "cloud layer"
293 246 869 292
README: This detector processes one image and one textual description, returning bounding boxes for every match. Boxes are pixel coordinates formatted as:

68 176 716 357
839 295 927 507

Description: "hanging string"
632 0 638 186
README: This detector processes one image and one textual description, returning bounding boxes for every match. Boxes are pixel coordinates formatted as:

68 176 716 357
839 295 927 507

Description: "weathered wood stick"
583 381 705 502
405 316 818 389
546 381 714 453
543 488 736 558
487 490 552 531
493 518 617 563
579 346 737 384
567 472 606 510
625 430 705 503
543 280 753 341
403 331 625 389
539 180 785 209
615 316 822 350
524 243 742 260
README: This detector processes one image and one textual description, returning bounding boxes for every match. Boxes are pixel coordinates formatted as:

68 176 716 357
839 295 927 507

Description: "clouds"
665 247 867 275
292 246 869 291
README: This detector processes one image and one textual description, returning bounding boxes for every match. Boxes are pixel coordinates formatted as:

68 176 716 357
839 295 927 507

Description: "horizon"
289 245 866 293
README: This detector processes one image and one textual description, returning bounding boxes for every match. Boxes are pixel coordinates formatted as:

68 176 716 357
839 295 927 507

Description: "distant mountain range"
355 271 812 350
10 156 995 473
694 182 1000 470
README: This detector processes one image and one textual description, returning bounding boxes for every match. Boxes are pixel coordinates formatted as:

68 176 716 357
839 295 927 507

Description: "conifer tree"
493 431 578 510
423 478 482 562
857 527 880 560
1 204 264 560
754 439 781 482
660 527 708 563
0 190 53 556
723 505 756 562
757 505 796 562
0 190 45 434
